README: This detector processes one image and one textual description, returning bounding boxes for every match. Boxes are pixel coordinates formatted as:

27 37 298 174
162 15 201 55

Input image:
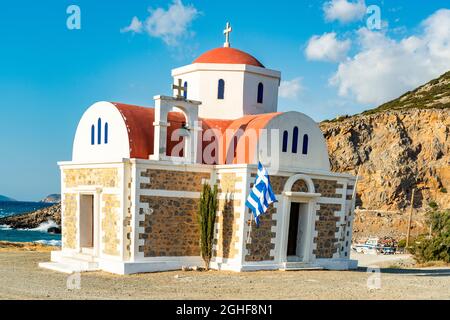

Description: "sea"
0 201 61 246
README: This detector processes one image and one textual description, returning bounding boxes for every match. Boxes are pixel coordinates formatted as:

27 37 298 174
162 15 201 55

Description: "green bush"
428 201 439 210
198 183 218 269
411 210 450 263
397 239 407 248
440 188 448 194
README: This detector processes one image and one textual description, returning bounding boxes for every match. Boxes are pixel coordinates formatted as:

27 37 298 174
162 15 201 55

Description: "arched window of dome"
97 118 102 145
218 79 225 100
91 125 95 145
282 131 288 152
183 81 188 99
292 127 299 153
104 122 109 144
257 82 264 104
302 134 309 155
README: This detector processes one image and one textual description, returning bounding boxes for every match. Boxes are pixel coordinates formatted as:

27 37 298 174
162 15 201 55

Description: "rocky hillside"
320 72 450 240
0 204 61 229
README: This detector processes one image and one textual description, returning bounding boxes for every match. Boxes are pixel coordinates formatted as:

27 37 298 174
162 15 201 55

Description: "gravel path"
1 251 449 300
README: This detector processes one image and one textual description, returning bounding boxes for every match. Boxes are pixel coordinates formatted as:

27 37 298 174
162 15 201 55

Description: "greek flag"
245 162 278 226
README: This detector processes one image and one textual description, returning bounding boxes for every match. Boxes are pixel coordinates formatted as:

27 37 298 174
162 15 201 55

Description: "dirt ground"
1 250 450 300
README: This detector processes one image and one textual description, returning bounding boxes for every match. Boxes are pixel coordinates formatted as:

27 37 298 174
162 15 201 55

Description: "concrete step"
39 258 99 274
282 262 324 271
58 257 99 270
39 262 79 274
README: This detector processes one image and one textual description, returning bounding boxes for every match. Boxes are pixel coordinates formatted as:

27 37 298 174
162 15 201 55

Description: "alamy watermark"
66 5 81 30
366 5 382 30
367 265 381 290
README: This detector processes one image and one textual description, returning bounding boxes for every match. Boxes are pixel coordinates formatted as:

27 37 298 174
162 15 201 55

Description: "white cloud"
330 9 450 105
120 17 143 34
279 78 304 99
121 0 199 46
305 32 351 62
323 0 366 23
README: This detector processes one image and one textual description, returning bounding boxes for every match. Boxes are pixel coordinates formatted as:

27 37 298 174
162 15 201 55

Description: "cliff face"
320 108 450 211
320 72 450 241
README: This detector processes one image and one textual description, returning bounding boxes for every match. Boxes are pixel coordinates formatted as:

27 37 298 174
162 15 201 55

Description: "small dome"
193 47 265 68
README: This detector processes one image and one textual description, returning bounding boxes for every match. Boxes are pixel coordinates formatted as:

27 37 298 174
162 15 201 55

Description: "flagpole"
247 133 260 245
247 214 253 244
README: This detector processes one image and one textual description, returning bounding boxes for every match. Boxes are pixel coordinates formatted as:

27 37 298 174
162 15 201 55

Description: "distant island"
0 195 16 202
40 194 61 204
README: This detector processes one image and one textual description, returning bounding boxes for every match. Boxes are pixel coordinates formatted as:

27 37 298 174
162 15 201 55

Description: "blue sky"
0 0 449 201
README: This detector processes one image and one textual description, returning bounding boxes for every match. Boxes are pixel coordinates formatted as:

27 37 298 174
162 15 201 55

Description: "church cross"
223 22 232 48
172 78 185 99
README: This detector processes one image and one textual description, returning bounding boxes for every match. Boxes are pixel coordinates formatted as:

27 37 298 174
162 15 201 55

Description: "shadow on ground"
357 267 450 277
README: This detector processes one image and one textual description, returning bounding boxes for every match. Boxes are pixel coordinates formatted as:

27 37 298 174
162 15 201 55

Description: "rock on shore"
0 204 61 229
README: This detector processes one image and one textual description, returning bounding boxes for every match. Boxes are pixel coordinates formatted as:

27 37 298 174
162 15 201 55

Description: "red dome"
193 47 265 68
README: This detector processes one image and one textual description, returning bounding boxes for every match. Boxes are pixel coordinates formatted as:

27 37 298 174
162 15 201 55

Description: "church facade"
40 25 357 274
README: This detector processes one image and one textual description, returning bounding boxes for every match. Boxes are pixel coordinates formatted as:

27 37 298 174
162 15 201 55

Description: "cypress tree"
198 183 218 269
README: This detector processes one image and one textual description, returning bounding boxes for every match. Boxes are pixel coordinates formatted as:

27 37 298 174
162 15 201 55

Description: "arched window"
183 81 188 99
292 127 299 153
97 118 102 145
218 79 225 100
282 131 288 152
257 82 264 104
91 125 95 145
302 134 309 155
104 122 109 144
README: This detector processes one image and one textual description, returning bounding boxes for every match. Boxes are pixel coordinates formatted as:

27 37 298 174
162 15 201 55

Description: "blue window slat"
257 83 264 103
104 122 109 144
183 82 188 99
282 131 288 152
302 134 309 155
97 118 102 145
218 79 225 99
91 125 95 145
292 127 299 153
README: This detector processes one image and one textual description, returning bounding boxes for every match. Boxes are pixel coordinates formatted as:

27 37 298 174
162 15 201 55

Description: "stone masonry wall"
214 173 242 260
102 194 121 256
140 169 210 192
313 179 342 198
245 172 277 262
139 196 200 257
64 168 119 188
314 203 341 258
62 193 77 249
245 205 276 262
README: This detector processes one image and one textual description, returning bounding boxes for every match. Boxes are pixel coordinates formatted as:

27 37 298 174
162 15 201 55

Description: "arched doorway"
280 174 320 267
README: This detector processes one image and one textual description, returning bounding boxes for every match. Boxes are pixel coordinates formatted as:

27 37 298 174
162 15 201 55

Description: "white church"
40 24 357 274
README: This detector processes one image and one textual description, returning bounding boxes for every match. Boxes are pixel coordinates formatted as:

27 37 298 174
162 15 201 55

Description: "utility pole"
406 189 415 250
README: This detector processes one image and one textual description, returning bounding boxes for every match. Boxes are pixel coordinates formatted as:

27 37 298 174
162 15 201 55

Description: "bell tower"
171 23 281 120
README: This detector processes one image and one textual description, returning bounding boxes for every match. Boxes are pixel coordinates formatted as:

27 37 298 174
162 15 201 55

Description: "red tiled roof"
113 103 187 159
193 47 265 68
112 102 278 164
